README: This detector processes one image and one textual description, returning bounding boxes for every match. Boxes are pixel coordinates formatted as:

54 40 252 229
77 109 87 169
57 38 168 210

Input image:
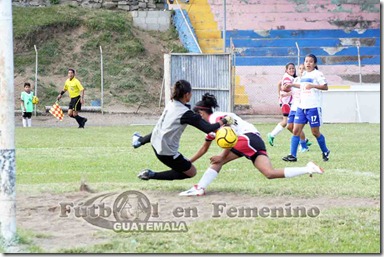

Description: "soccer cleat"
301 147 309 153
132 132 142 148
82 118 88 127
322 150 330 162
305 139 312 147
306 161 324 175
282 154 297 162
179 185 205 196
267 133 274 146
137 169 155 180
79 118 87 128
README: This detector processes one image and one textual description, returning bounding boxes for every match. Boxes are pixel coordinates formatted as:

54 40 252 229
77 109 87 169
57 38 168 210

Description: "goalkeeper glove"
221 115 234 125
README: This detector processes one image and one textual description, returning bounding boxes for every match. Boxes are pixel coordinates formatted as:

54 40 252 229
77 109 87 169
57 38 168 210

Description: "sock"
152 170 190 180
284 167 308 178
74 115 84 126
139 133 152 145
300 139 307 149
290 135 300 157
270 123 285 137
22 118 27 127
27 118 32 127
197 168 218 189
316 134 329 153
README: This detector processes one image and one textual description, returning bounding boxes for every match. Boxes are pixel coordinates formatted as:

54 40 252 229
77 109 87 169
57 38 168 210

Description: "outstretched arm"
190 140 212 163
180 110 232 133
180 110 221 133
139 133 152 145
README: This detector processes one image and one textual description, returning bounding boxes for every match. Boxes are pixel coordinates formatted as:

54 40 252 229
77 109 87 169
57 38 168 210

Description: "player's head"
298 63 305 76
24 82 31 92
193 93 219 116
304 54 318 71
68 68 76 80
285 62 297 77
171 80 192 102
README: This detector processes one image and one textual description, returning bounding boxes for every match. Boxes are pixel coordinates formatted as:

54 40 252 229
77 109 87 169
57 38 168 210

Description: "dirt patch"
16 189 379 252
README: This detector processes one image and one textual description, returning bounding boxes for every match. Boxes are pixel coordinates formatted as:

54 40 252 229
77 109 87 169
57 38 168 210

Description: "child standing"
20 82 34 127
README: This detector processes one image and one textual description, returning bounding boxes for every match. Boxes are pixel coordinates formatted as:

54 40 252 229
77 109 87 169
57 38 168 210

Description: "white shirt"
279 73 294 105
299 69 327 109
209 112 259 136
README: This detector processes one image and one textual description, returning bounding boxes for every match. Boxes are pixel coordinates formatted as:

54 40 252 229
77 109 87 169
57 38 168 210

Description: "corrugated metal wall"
169 53 233 112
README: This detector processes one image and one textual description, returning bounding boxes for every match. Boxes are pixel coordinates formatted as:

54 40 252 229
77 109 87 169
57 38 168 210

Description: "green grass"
58 207 380 253
14 122 380 253
13 6 185 108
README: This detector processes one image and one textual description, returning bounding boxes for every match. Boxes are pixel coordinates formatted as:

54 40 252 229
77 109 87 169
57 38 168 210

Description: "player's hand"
210 155 223 164
283 82 290 89
80 97 85 104
57 94 62 101
221 115 234 125
305 83 314 90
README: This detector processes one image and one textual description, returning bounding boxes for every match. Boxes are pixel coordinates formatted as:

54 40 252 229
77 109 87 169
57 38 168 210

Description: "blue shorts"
294 107 323 127
287 110 296 124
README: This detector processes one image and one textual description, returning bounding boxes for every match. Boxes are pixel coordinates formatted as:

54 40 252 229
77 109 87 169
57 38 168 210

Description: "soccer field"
14 121 380 253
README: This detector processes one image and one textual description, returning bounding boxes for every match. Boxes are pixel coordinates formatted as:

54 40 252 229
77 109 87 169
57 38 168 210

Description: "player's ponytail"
193 93 219 114
171 80 192 101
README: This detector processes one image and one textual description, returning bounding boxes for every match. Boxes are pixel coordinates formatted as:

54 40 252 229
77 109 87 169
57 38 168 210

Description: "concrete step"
234 94 249 105
190 0 209 4
195 30 221 39
202 48 225 53
189 14 215 23
198 38 223 48
235 75 241 85
193 21 218 30
235 85 246 94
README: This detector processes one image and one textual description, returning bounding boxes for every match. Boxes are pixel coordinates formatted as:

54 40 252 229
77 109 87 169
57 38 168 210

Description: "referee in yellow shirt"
57 68 87 128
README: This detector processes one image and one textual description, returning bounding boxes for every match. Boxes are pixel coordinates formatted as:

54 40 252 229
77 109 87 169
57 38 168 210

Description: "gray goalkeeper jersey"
151 100 221 156
151 100 190 156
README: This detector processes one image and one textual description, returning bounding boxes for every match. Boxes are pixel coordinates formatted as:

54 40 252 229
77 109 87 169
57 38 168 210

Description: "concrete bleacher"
208 0 380 30
226 29 380 66
212 0 380 113
176 0 380 114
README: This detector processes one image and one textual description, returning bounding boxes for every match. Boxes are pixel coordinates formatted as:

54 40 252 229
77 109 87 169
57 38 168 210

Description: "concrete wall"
209 0 380 30
131 11 171 31
203 0 381 117
12 0 164 11
322 86 380 123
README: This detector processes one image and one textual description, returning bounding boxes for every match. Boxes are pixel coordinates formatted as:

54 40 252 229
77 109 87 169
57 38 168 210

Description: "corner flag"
49 102 64 121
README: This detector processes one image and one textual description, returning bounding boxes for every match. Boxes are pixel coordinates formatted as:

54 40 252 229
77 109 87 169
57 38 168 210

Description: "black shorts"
153 147 192 173
69 96 81 111
230 132 268 163
22 112 32 118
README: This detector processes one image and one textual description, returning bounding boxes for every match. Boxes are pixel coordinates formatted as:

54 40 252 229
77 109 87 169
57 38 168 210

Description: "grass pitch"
15 122 380 253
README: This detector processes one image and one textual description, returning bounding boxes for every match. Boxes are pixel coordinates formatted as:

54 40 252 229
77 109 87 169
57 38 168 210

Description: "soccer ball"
32 96 39 104
216 126 238 149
